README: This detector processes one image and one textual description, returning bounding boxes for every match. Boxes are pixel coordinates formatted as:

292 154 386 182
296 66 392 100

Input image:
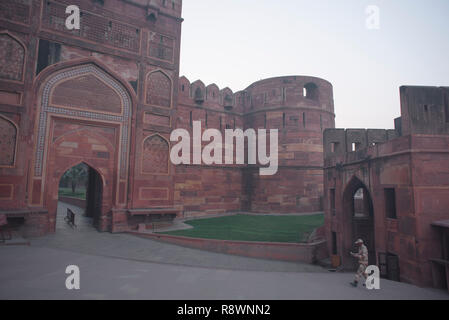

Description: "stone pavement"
0 202 447 300
1 245 448 300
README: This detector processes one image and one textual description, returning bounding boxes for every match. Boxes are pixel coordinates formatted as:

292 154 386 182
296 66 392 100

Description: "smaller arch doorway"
343 178 376 267
57 163 103 230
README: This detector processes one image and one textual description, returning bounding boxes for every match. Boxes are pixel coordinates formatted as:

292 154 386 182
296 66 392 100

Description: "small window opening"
385 188 397 219
303 83 319 100
36 39 61 75
331 142 339 153
351 142 361 152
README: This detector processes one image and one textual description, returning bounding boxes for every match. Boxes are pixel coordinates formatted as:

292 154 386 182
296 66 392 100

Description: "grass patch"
58 187 86 200
161 214 324 243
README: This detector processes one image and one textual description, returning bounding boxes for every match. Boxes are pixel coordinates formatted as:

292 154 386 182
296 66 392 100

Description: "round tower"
243 76 335 213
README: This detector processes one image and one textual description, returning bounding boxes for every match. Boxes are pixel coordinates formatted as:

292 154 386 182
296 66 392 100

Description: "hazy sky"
179 0 449 129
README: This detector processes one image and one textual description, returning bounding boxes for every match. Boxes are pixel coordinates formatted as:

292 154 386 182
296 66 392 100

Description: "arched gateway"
341 176 376 268
29 61 134 232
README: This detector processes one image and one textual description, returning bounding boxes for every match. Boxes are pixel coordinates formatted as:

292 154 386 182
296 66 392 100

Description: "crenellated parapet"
324 85 449 161
323 128 399 160
128 0 183 19
177 76 243 113
177 75 335 116
244 76 334 114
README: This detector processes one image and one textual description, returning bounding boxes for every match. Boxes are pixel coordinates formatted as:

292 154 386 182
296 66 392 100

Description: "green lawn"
161 214 324 243
58 187 87 200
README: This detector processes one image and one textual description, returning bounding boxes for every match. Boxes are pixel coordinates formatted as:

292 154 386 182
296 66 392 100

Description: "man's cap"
355 239 364 244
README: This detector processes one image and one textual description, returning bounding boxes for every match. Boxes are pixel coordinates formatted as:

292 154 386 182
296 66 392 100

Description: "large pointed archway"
28 60 135 233
342 176 376 268
57 162 103 230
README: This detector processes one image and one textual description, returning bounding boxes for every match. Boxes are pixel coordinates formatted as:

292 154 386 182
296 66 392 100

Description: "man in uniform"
349 238 369 287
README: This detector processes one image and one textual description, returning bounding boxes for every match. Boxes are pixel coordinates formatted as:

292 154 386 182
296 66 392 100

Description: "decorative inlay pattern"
0 34 25 81
0 0 31 25
146 71 172 108
142 135 169 174
51 74 122 113
42 1 140 53
35 65 131 179
148 32 174 62
0 117 17 166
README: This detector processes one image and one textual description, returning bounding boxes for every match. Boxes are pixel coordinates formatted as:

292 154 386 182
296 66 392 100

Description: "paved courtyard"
0 202 447 300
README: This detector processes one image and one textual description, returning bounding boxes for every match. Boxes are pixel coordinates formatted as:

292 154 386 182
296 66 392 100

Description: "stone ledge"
129 232 328 264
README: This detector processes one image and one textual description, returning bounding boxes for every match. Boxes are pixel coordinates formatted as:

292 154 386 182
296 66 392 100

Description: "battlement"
323 128 399 159
177 75 335 115
135 0 183 19
178 76 244 113
323 85 449 161
400 86 449 136
244 76 334 113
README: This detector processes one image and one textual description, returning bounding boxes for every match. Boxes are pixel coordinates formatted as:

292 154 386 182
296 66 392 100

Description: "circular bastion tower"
241 76 335 213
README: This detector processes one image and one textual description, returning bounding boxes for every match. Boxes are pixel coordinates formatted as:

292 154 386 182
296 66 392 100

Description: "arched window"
0 116 17 166
146 71 172 108
142 135 169 174
303 82 319 101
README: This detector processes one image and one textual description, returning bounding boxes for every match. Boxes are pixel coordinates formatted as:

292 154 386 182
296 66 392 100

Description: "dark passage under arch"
58 163 103 230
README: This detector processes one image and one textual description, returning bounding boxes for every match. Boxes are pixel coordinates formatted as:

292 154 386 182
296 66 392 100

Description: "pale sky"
179 0 449 129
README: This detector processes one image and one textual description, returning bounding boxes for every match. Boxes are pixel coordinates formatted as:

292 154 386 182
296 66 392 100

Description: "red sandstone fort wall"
0 0 335 235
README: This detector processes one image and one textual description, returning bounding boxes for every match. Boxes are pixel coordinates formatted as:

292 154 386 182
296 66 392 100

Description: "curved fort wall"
176 75 335 215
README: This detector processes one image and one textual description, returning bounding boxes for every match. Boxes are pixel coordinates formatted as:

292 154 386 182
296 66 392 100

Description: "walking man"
350 238 369 287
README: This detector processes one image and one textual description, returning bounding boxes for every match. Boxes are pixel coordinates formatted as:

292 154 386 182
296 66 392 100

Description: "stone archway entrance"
57 163 103 230
342 176 376 267
29 62 133 234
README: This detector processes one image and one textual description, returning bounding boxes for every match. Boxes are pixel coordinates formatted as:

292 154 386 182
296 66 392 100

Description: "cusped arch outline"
34 62 132 180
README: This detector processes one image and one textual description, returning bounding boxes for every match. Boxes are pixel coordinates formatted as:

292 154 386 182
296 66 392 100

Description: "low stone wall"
58 196 86 210
130 232 328 264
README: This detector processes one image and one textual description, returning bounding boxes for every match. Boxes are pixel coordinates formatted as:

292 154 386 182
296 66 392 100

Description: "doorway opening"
343 177 376 268
57 163 103 230
351 185 376 265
